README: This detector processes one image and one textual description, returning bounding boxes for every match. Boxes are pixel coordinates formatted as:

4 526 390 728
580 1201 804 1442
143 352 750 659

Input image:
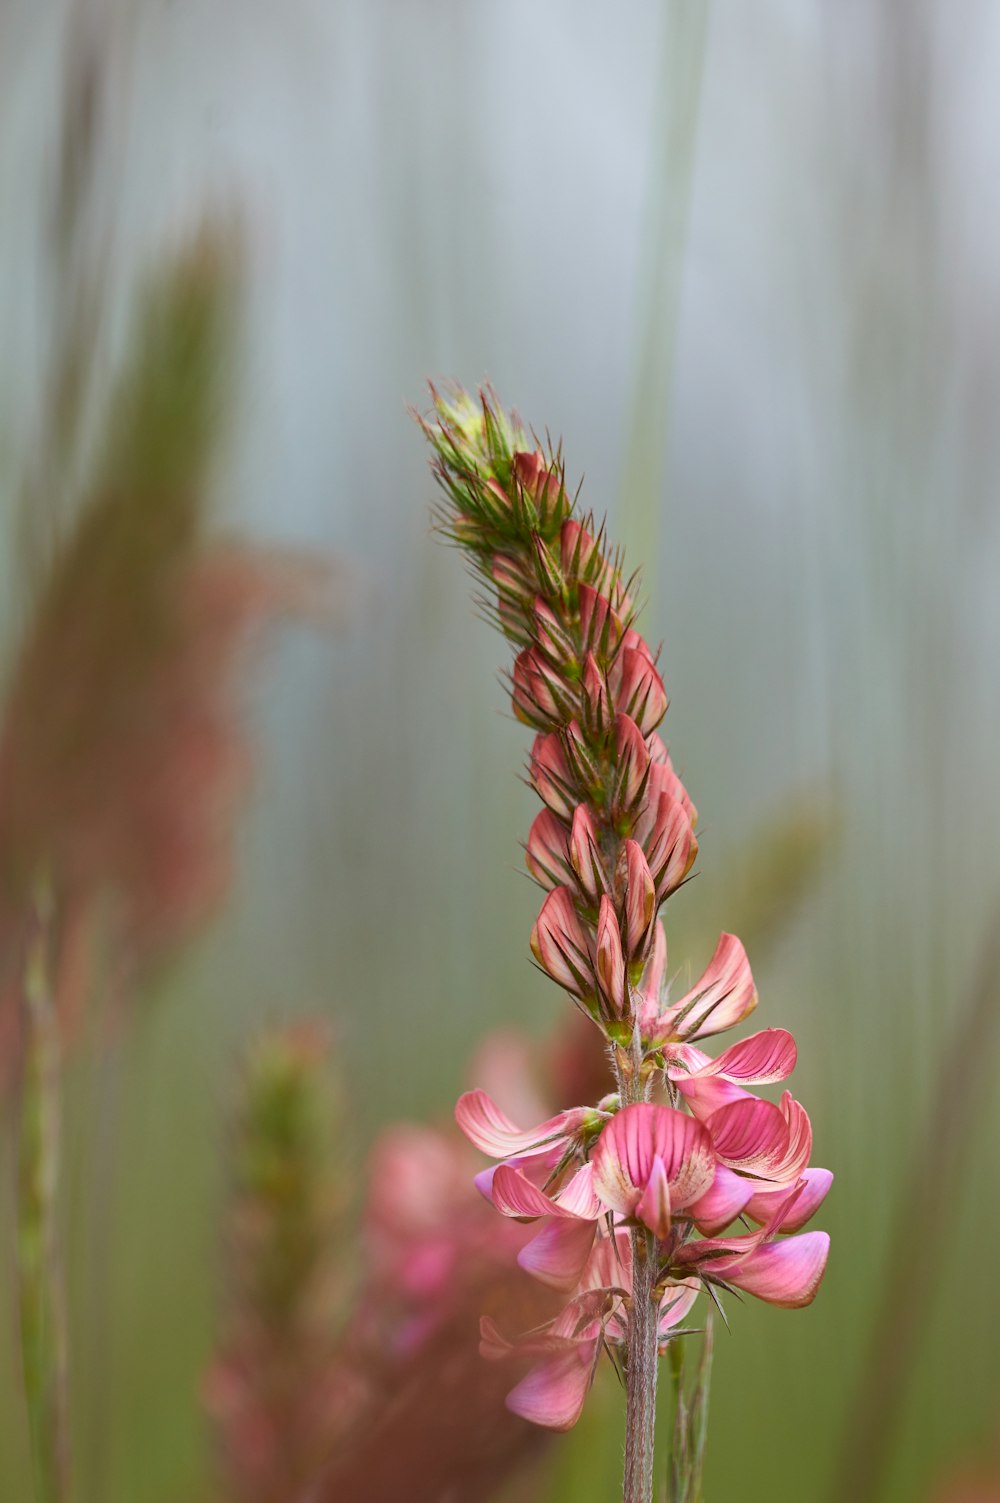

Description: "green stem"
16 884 69 1503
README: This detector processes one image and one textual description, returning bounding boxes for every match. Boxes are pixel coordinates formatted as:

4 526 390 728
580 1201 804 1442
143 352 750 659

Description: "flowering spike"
418 385 830 1493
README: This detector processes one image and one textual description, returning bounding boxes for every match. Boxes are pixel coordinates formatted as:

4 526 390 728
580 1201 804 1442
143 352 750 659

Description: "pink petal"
505 1346 598 1430
614 646 668 733
745 1168 833 1230
568 802 607 900
654 933 757 1042
713 1231 830 1308
641 748 698 830
491 1163 597 1222
518 1217 599 1289
636 921 667 1029
580 1227 633 1296
530 887 594 997
777 1092 814 1181
591 1104 715 1217
673 1073 752 1117
657 1279 700 1337
578 582 624 656
707 1097 791 1177
642 793 697 900
581 652 612 739
474 1146 564 1199
530 731 576 819
556 1161 602 1218
455 1089 586 1159
525 808 574 890
701 1028 798 1084
621 839 656 961
634 1153 672 1238
689 1163 755 1235
596 895 626 1015
611 712 651 816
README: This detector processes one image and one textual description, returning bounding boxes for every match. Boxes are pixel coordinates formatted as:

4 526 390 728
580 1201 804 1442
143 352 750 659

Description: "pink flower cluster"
421 386 830 1433
458 1020 830 1427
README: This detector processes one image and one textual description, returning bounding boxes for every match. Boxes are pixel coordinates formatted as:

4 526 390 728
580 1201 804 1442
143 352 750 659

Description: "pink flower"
673 1183 830 1308
482 1230 698 1430
647 932 758 1044
591 1103 716 1239
667 1027 798 1114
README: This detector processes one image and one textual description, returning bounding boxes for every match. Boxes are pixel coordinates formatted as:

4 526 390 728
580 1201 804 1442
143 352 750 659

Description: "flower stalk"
624 1229 658 1503
418 385 831 1503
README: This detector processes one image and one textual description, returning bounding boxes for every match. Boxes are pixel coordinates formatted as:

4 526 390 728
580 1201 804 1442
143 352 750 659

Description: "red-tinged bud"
568 804 607 902
484 477 513 520
533 597 578 670
532 535 566 600
641 748 698 830
511 646 574 728
641 794 698 900
562 719 603 796
525 809 574 890
513 450 568 531
610 713 651 823
513 449 546 492
614 646 668 734
531 887 595 998
618 839 657 965
560 518 618 599
595 894 627 1018
580 652 612 740
578 583 625 659
492 554 535 646
530 732 576 819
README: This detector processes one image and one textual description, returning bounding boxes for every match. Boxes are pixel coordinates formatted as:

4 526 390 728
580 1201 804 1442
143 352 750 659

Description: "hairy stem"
616 1011 659 1503
624 1228 659 1503
16 884 69 1503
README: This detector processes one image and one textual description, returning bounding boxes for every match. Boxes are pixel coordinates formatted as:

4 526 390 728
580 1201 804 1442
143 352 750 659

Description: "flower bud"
531 887 595 999
513 449 567 531
512 646 574 728
492 554 535 646
642 794 698 900
580 652 612 741
595 895 626 1018
610 714 651 824
533 597 578 671
578 584 625 659
525 809 574 890
568 804 607 902
614 646 668 734
618 840 657 967
562 719 603 797
530 732 576 819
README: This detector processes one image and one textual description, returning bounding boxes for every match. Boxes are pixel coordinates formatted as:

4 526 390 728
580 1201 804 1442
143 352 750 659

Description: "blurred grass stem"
15 879 70 1503
832 904 1000 1502
618 0 710 588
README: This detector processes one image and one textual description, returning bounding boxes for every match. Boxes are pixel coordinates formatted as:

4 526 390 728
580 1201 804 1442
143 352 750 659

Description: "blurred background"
1 1 999 1500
